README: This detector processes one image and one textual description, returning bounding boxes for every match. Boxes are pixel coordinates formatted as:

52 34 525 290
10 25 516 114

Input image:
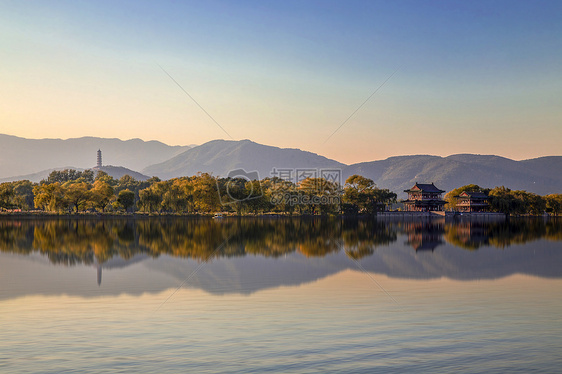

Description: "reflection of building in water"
97 264 102 286
455 191 489 212
404 221 444 252
403 183 446 212
444 222 489 249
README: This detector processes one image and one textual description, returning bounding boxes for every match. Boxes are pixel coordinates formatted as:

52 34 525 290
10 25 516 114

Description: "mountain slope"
0 165 149 183
0 134 189 179
142 139 345 180
2 135 560 196
95 166 149 181
143 139 561 195
344 154 562 197
0 167 85 184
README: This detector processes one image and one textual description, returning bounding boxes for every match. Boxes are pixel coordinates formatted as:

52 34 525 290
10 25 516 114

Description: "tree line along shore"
0 169 561 216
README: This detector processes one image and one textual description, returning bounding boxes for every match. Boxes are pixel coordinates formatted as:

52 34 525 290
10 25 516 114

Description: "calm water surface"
1 217 561 373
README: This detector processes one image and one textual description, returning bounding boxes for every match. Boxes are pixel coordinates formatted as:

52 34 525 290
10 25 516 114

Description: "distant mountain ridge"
0 165 149 183
141 139 561 196
142 139 346 180
95 166 149 181
0 134 189 179
344 154 562 197
1 135 560 196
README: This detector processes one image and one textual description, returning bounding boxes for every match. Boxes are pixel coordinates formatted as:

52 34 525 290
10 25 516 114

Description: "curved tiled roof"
404 182 445 193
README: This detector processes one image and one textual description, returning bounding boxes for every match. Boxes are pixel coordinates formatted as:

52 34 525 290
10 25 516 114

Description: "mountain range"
0 134 560 196
142 139 561 196
344 154 562 197
2 238 561 300
142 139 346 180
0 165 149 184
0 134 189 179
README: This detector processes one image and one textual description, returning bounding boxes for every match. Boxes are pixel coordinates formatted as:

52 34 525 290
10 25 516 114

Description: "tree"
488 186 520 214
444 184 485 210
373 188 397 211
12 180 35 210
63 182 91 212
217 177 248 214
343 175 395 214
33 183 66 212
298 177 340 214
245 180 269 213
192 173 220 212
117 189 136 212
43 169 94 184
115 175 140 193
80 169 95 183
0 183 15 210
513 190 545 215
545 194 562 215
95 170 118 186
162 179 193 213
138 180 172 213
90 180 114 212
138 187 162 213
264 177 296 214
488 186 546 215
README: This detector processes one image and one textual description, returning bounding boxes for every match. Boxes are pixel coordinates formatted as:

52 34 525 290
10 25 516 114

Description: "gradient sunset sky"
1 0 561 164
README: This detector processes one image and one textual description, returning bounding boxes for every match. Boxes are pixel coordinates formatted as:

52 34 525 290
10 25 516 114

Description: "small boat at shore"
212 214 224 219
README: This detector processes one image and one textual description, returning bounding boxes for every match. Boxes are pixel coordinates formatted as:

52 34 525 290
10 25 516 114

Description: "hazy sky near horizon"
1 0 561 164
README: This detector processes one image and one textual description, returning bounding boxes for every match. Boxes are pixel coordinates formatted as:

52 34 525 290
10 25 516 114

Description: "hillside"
344 154 562 197
95 166 149 181
142 139 345 180
0 165 149 183
0 167 84 184
1 135 560 196
0 134 189 179
143 139 561 196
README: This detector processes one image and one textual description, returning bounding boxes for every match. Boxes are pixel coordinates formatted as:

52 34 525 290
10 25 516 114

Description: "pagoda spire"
97 149 102 168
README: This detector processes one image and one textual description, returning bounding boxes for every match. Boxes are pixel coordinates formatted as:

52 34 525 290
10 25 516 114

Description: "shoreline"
0 211 557 220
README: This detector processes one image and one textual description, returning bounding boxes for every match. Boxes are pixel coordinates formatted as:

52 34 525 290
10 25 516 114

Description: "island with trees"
0 169 560 216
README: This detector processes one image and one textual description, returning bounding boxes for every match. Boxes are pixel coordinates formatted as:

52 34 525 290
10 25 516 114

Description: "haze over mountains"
345 154 562 197
2 238 560 299
0 165 150 184
142 139 561 196
0 134 560 196
142 139 346 180
0 134 189 179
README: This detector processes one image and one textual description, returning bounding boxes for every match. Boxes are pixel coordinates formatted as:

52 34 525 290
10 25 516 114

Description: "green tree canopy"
117 189 136 212
444 184 486 210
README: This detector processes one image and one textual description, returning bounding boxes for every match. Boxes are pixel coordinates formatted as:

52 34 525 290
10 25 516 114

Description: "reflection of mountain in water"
0 217 561 298
95 254 150 285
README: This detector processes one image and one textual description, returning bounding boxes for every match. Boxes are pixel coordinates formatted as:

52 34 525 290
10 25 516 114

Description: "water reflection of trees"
0 218 561 265
401 221 445 252
443 219 562 250
342 219 397 259
0 218 398 265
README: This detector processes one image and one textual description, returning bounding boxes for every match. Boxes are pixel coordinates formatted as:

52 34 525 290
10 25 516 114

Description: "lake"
1 216 561 373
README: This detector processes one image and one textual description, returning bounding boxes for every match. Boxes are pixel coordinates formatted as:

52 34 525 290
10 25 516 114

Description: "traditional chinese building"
455 191 489 212
97 149 102 168
403 183 446 212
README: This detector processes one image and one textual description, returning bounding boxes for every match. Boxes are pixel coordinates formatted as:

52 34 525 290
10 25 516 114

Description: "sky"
1 0 561 164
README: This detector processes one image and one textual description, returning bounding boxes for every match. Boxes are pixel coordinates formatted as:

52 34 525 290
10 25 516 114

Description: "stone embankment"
376 211 506 221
